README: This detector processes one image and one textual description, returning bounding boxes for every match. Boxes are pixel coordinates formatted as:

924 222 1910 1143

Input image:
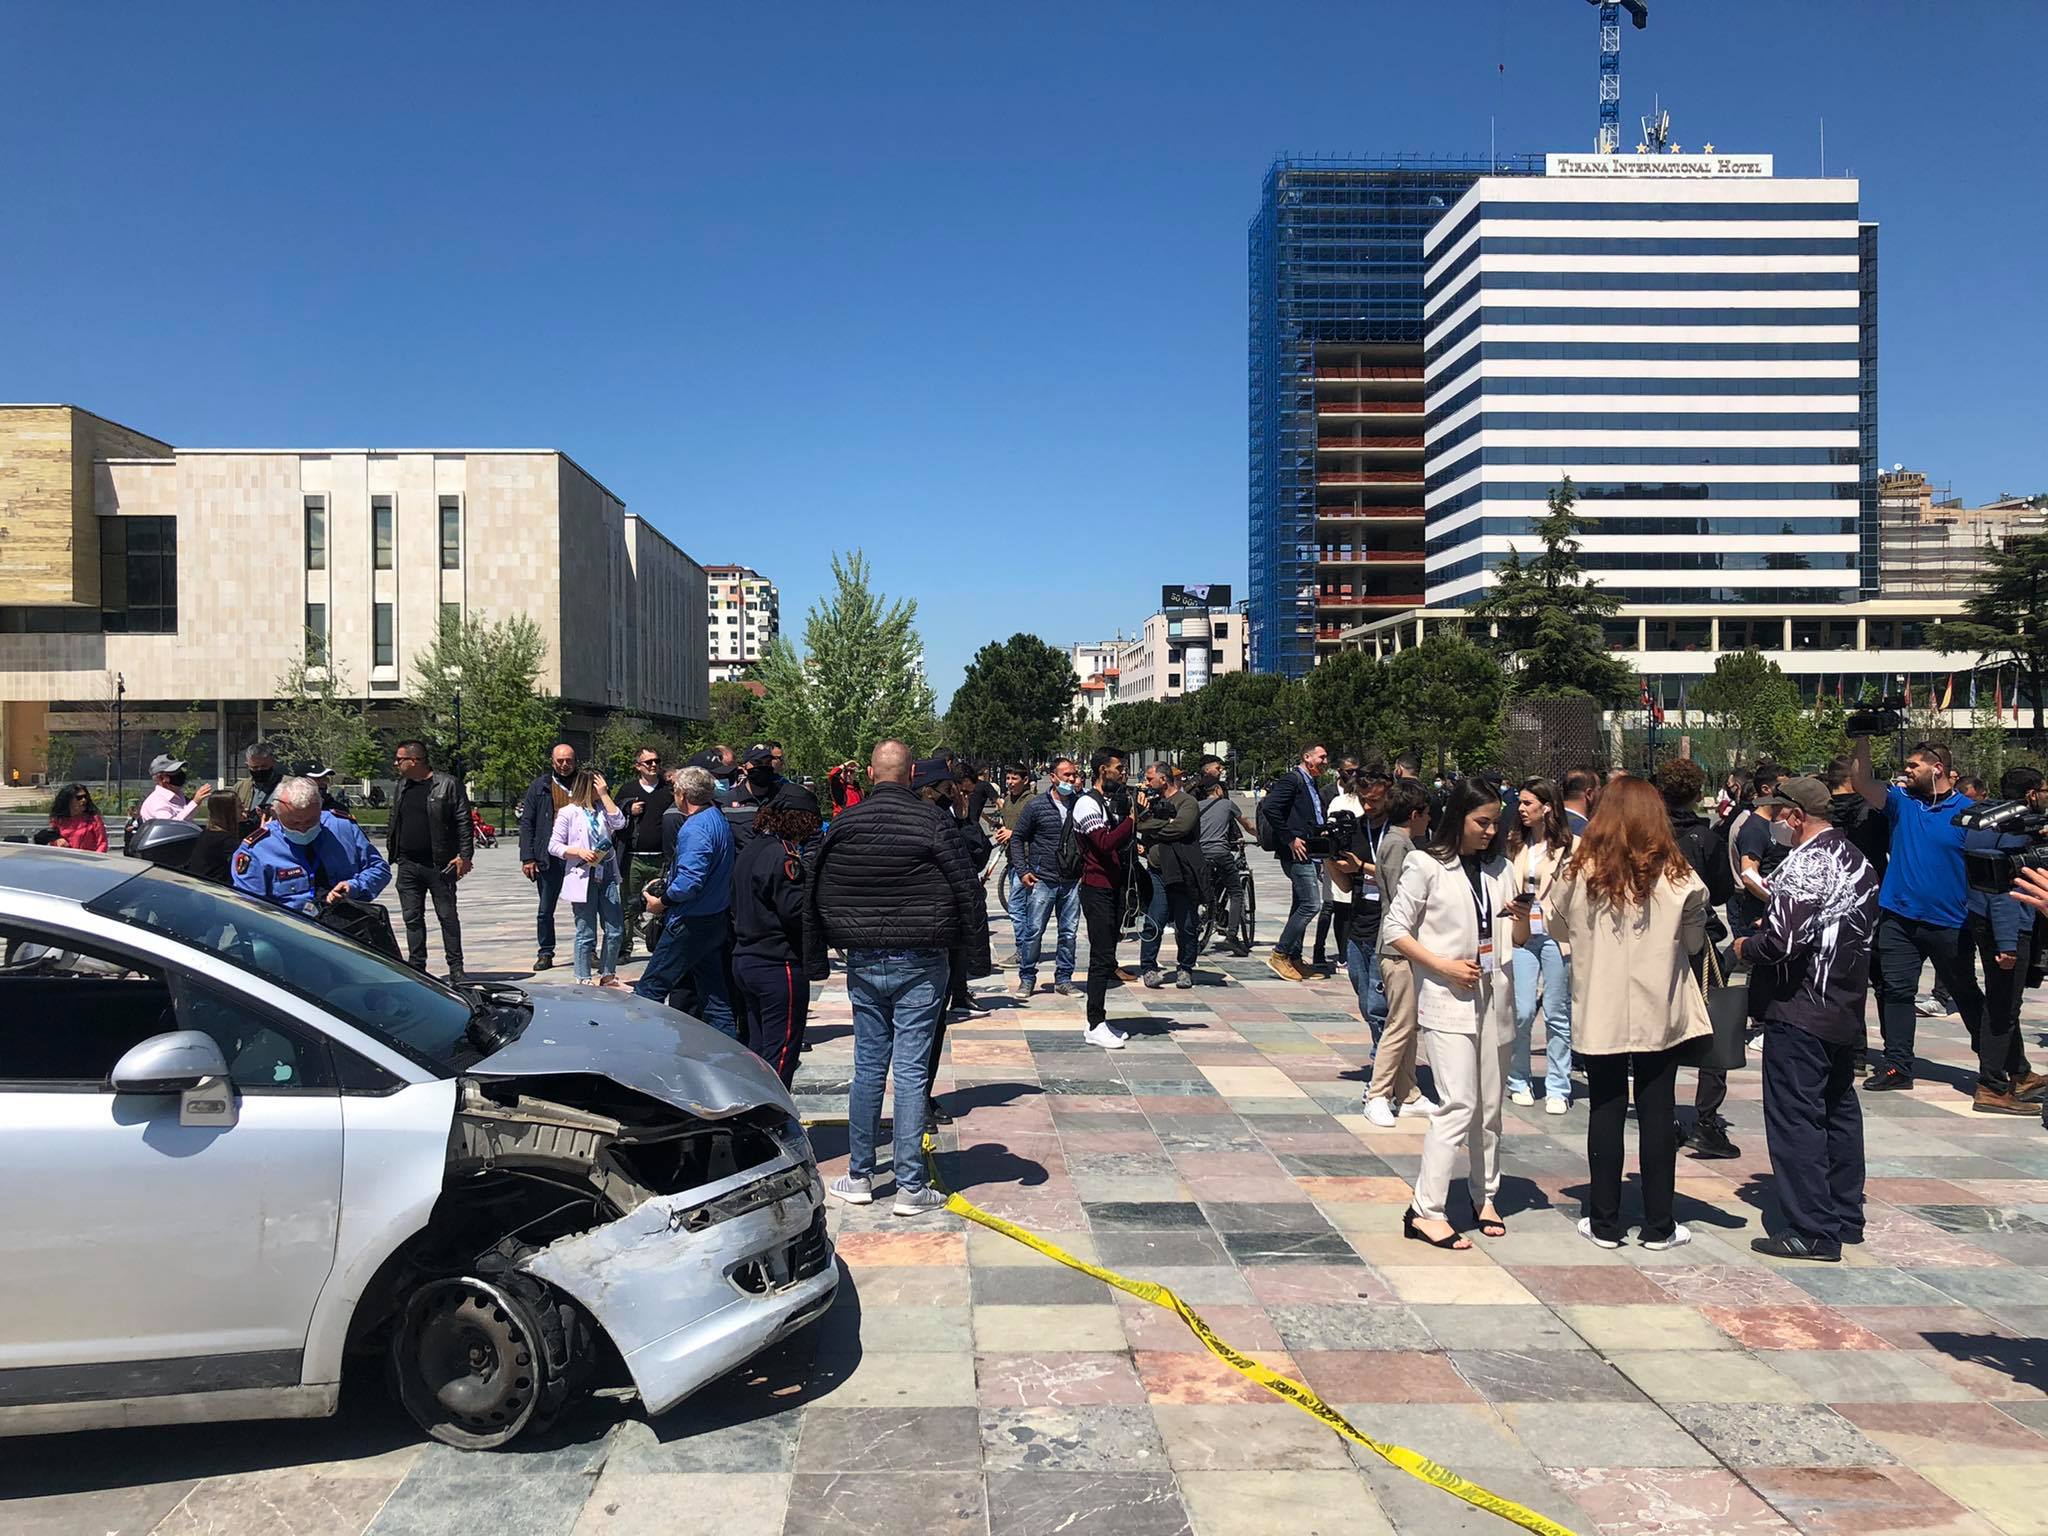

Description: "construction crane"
1588 0 1649 155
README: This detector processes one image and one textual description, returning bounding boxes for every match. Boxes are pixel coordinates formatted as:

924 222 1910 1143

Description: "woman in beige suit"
1385 780 1519 1249
1542 775 1710 1251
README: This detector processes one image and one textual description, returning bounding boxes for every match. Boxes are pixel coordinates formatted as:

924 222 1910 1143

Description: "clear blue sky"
5 2 2042 706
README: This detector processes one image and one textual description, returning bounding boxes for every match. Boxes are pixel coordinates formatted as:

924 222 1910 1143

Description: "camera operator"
1850 734 1982 1092
1963 767 2048 1112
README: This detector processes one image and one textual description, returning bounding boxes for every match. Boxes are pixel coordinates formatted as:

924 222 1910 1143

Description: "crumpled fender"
515 1152 837 1415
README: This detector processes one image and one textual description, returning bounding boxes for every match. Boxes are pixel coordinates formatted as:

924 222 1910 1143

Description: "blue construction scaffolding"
1248 154 1542 678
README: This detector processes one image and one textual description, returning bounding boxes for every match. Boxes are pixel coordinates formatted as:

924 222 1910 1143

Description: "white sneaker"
1577 1217 1621 1249
829 1174 874 1206
1642 1223 1692 1252
1510 1087 1536 1107
1085 1022 1128 1050
1363 1096 1398 1128
892 1187 947 1217
1545 1096 1570 1116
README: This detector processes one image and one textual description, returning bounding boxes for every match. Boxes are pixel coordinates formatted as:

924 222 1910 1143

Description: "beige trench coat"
1543 868 1711 1056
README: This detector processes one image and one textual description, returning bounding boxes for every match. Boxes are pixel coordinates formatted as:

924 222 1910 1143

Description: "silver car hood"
471 988 796 1120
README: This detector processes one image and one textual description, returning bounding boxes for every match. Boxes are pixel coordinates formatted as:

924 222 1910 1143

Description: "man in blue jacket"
634 764 737 1036
233 776 390 915
1963 766 2048 1113
1008 757 1083 1002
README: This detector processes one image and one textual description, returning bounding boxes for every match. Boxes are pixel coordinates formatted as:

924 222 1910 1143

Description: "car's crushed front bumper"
516 1151 837 1415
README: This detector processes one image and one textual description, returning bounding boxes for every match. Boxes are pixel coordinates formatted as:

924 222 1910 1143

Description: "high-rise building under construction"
1248 155 1541 677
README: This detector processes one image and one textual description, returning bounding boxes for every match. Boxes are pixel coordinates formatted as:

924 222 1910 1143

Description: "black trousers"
732 952 807 1086
1967 912 2036 1091
1080 883 1122 1025
395 860 464 975
1761 1021 1865 1250
1584 1046 1682 1244
618 852 665 960
1874 910 1982 1076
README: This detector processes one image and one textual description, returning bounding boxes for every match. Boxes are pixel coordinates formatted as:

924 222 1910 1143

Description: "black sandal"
1477 1210 1507 1238
1402 1206 1472 1250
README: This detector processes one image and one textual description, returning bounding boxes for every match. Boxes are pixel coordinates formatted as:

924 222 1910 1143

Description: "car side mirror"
109 1030 229 1095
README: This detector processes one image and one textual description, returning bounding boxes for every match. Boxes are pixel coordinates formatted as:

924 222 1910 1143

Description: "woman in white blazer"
1384 779 1520 1249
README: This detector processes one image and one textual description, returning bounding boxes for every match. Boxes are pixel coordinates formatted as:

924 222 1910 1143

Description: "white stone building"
704 564 779 684
1113 610 1249 704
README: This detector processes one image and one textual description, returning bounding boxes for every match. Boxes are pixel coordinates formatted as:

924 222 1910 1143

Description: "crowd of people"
32 716 2047 1251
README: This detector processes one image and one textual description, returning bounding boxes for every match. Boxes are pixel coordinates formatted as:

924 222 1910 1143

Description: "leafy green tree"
1298 649 1396 763
1931 533 2048 750
1471 477 1636 705
410 613 562 805
947 633 1078 765
1382 632 1506 775
590 715 683 784
269 658 381 780
1187 672 1303 783
754 552 937 770
158 702 213 779
1689 650 1800 764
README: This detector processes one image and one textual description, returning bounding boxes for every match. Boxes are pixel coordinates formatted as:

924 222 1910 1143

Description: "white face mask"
1770 818 1798 847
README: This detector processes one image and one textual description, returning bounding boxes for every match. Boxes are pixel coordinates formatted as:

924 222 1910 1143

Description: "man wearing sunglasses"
619 745 675 961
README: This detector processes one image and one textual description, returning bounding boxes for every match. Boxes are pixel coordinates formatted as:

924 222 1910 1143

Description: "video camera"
1305 806 1358 860
1956 797 2048 895
1845 696 1907 737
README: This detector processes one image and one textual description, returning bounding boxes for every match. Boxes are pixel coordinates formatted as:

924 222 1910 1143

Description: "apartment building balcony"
1317 504 1424 521
1311 365 1423 381
1319 470 1424 486
1316 400 1425 417
1318 592 1426 610
1317 550 1425 564
1316 437 1424 451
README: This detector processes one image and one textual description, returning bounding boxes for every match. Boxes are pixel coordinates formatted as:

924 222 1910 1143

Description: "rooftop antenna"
1819 115 1826 176
1639 98 1672 154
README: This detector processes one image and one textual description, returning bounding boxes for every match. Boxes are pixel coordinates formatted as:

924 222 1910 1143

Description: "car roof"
0 844 138 905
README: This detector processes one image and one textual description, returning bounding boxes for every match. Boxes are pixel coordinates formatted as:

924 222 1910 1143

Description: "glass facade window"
99 516 178 634
438 495 461 569
1645 619 1712 651
1601 619 1639 652
373 603 395 668
305 602 327 664
304 496 326 570
1719 619 1785 650
372 496 394 570
1788 621 1859 650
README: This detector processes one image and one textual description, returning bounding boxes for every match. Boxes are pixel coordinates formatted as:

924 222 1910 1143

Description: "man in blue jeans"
1262 742 1330 981
806 739 991 1217
1008 756 1084 1001
634 764 737 1037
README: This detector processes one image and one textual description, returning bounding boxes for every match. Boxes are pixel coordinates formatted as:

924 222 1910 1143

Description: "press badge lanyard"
1357 816 1385 904
1464 859 1496 975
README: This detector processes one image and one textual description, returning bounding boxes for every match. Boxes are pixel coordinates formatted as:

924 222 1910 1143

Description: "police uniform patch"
233 851 252 877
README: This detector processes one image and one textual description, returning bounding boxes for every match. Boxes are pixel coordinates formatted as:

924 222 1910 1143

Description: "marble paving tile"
153 1466 407 1536
1360 1460 1597 1536
973 1302 1130 1352
1742 1464 1997 1536
975 1351 1150 1407
984 1471 1192 1536
979 1405 1171 1474
1411 1303 1591 1352
605 1414 802 1475
1701 1305 1899 1352
1545 1467 1798 1535
1378 1265 1540 1306
1174 1468 1391 1536
791 1407 982 1472
1291 1349 1483 1404
1117 1300 1286 1354
566 1471 790 1536
1449 1349 1650 1404
366 1473 594 1536
1558 1302 1734 1352
1498 1401 1720 1468
1263 1302 1436 1352
1132 1348 1305 1406
1832 1400 2048 1466
1240 1263 1394 1305
1216 1228 1367 1266
1670 1402 1895 1467
1153 1402 1358 1472
782 1472 986 1536
1507 1264 1673 1305
1914 1464 2048 1536
1758 1349 1978 1405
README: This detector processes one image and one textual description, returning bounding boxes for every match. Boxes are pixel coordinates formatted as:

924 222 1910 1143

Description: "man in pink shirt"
137 754 212 822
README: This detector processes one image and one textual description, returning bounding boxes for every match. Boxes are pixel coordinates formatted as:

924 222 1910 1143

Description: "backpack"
1255 780 1286 852
1054 794 1087 882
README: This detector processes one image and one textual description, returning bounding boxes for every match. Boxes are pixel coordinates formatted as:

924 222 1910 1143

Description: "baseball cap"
743 744 776 768
1754 776 1835 821
300 763 335 781
148 754 185 775
910 756 956 791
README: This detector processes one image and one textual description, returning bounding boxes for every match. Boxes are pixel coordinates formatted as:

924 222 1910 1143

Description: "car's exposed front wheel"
390 1274 575 1449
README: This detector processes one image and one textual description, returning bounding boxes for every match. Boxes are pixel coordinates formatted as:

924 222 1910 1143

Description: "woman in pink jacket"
548 770 628 986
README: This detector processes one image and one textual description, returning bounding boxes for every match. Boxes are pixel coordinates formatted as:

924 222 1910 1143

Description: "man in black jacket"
1657 756 1740 1159
1262 743 1330 982
618 744 673 960
517 742 579 971
1135 763 1205 989
386 740 474 984
808 739 989 1219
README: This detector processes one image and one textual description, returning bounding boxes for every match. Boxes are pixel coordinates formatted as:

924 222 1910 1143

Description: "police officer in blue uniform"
233 775 390 915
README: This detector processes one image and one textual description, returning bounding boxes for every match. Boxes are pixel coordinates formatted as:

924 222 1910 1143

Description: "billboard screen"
1161 583 1231 610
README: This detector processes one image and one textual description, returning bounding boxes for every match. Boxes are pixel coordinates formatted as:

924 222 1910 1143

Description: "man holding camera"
1851 734 1983 1092
1963 766 2048 1113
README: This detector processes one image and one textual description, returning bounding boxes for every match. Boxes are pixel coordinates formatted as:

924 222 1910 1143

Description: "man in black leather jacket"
385 739 474 984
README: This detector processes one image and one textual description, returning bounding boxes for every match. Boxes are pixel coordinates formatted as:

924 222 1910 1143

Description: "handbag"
1674 943 1748 1071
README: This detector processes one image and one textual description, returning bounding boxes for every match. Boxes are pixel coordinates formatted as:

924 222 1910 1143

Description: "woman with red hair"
1543 775 1710 1252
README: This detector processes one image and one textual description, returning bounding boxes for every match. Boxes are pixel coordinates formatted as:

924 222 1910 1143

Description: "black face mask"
747 767 776 790
249 765 279 790
166 772 187 789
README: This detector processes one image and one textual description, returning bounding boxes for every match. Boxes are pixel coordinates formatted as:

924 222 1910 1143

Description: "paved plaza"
10 842 2048 1536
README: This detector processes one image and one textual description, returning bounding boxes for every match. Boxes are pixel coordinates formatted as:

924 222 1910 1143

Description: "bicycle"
1199 845 1256 957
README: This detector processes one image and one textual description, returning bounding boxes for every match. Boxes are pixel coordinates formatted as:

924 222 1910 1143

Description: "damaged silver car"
0 846 837 1448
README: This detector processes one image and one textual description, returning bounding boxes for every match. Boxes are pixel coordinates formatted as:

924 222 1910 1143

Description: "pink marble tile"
1184 1174 1313 1203
1700 1305 1897 1352
1117 1301 1285 1353
1172 1152 1287 1177
976 1351 1148 1407
1744 1465 1984 1535
1135 1095 1239 1116
1643 1264 1813 1308
1549 1468 1797 1535
1134 1347 1305 1405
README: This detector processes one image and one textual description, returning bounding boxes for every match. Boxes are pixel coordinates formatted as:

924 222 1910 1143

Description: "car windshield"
85 866 477 1074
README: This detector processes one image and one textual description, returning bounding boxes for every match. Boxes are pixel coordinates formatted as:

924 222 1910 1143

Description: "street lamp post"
113 672 126 816
453 688 464 785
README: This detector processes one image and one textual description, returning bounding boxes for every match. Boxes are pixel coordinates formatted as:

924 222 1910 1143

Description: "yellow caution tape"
801 1111 1578 1532
911 1130 1579 1536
